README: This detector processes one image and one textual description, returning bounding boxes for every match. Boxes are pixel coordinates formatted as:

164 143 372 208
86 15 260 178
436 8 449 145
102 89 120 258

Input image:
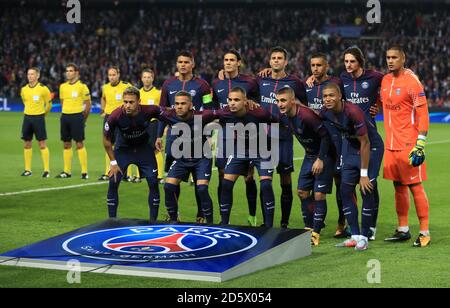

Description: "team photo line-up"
20 44 430 251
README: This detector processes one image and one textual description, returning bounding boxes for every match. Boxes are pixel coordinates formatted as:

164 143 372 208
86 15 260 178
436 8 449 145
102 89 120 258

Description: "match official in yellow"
98 66 131 181
20 67 52 178
134 68 164 183
56 63 91 179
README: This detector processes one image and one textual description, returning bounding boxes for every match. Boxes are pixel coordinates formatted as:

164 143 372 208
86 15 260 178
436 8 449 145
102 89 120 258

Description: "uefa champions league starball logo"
62 225 257 262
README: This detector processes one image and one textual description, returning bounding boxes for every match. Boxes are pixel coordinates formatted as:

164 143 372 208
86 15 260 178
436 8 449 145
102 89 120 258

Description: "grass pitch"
0 112 449 288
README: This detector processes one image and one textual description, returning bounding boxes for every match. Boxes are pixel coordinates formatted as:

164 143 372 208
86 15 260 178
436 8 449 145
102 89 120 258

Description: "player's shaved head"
387 45 406 57
175 90 193 102
323 82 341 95
276 86 295 98
310 52 328 63
276 86 296 116
229 86 247 97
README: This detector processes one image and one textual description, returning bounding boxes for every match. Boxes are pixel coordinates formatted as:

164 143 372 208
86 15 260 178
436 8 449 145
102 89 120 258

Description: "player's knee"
340 183 355 198
297 190 309 200
164 182 178 194
280 174 292 186
314 192 326 201
260 179 273 191
221 178 235 192
244 174 254 182
196 184 209 196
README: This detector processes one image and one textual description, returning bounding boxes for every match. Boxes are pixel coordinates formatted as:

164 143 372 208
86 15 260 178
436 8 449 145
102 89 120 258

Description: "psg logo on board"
62 225 257 262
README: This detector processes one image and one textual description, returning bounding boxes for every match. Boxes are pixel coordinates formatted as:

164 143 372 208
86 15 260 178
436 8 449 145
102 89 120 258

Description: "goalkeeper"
380 45 431 247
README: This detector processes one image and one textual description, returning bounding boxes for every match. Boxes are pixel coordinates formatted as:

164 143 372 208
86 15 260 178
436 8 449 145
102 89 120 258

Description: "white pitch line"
0 182 108 197
1 139 449 197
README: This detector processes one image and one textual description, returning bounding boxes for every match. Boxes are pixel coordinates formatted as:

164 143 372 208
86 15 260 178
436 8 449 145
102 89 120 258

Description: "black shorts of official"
115 144 158 179
21 114 47 141
60 113 85 142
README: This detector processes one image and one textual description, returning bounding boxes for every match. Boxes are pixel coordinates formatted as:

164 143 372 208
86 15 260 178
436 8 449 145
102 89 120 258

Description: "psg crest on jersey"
362 81 369 89
62 225 258 262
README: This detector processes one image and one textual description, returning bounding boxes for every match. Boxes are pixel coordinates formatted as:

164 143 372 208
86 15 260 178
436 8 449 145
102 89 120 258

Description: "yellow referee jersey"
59 80 90 114
139 86 161 106
20 83 52 115
102 81 130 115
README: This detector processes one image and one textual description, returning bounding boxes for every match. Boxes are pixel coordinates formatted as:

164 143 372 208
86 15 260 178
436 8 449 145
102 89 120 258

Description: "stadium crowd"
0 3 448 107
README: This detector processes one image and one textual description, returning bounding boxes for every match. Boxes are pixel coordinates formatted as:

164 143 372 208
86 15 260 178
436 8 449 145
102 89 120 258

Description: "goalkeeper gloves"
409 136 426 167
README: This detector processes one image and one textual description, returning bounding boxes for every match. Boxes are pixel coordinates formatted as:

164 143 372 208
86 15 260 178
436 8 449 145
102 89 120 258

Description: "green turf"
0 112 449 288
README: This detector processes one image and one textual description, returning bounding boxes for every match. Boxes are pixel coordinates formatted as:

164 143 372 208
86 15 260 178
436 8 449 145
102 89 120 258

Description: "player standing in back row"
381 45 431 247
212 50 260 226
257 46 307 228
160 51 213 223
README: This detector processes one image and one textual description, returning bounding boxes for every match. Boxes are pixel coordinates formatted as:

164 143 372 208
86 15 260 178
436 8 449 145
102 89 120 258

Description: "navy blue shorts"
276 136 294 174
341 146 384 185
297 154 334 193
215 137 235 170
61 113 85 142
167 157 212 182
22 114 47 141
115 145 158 179
224 156 274 177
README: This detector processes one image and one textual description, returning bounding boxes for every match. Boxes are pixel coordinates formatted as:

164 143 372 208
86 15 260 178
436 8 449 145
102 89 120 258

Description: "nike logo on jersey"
263 83 271 86
169 90 177 94
318 184 327 188
344 84 350 88
205 173 211 177
306 89 313 92
152 169 158 172
217 89 225 93
410 175 418 180
268 170 273 174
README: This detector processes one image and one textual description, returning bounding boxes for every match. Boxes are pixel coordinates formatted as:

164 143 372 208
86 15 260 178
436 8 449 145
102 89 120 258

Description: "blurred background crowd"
0 1 448 108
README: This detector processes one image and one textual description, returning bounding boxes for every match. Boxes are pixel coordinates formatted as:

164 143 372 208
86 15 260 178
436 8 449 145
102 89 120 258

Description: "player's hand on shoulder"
306 75 315 88
218 69 225 80
247 99 260 110
258 68 272 78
